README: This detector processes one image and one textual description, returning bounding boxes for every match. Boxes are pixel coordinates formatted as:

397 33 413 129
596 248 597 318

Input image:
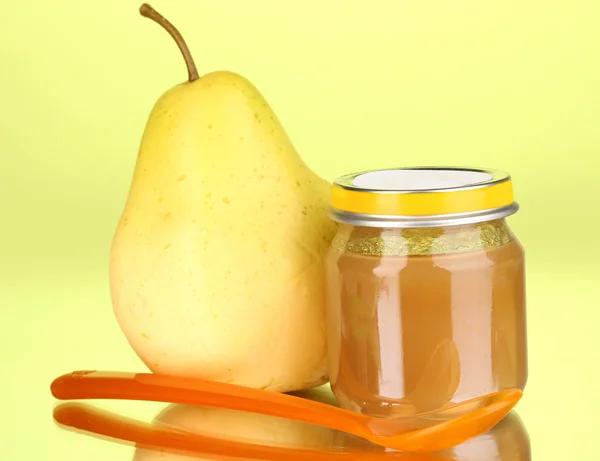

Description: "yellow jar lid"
329 167 519 227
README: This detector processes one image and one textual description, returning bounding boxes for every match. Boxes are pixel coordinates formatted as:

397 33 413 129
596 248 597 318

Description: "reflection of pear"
132 399 340 461
110 4 336 393
130 383 528 461
131 398 447 461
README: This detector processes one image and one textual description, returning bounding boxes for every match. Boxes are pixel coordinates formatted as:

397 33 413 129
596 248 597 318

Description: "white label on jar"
352 169 494 191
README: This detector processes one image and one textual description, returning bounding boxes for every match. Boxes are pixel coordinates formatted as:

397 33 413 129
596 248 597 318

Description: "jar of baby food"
325 167 527 416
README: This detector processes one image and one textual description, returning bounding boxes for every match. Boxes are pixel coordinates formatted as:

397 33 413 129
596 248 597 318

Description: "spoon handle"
51 371 365 437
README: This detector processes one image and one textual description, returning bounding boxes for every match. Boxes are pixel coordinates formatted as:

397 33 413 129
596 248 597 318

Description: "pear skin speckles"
109 69 335 392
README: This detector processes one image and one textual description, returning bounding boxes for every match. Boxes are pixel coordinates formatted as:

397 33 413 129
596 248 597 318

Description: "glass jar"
325 167 527 416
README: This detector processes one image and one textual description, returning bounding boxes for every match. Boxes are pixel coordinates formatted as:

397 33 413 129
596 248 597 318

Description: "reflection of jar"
450 412 531 461
325 167 528 416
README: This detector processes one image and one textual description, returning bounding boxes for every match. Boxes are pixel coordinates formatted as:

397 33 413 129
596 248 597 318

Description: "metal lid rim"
328 203 520 228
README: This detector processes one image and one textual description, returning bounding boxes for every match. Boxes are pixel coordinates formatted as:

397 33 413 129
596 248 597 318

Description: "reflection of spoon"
51 370 522 452
129 402 530 461
53 402 450 460
52 403 530 461
337 339 461 416
405 339 462 410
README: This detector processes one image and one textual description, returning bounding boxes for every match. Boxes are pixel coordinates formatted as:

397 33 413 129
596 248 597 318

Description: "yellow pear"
109 4 337 393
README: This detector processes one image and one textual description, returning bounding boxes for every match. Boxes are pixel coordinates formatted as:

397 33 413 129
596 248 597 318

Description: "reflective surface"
10 267 597 460
50 370 522 453
52 384 531 461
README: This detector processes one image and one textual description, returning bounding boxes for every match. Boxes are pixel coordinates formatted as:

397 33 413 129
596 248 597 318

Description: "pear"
109 4 337 393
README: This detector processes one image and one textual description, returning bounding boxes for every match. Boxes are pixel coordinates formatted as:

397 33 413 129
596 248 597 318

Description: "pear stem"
139 3 200 82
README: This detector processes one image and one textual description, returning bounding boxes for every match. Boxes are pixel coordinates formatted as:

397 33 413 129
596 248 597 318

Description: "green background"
1 0 598 459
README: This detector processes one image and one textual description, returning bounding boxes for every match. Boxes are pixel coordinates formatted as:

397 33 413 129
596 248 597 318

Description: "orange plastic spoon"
50 370 522 453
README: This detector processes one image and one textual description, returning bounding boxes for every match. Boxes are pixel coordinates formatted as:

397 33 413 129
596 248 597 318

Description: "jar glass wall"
325 218 527 416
